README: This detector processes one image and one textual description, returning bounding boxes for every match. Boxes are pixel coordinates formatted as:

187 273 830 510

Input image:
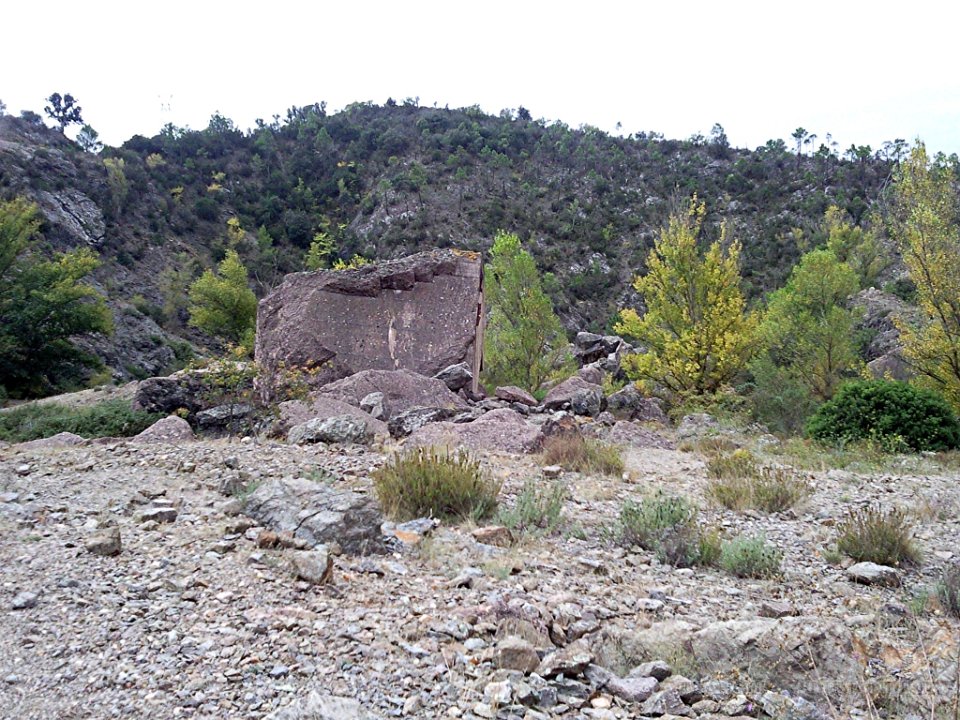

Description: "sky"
5 1 960 155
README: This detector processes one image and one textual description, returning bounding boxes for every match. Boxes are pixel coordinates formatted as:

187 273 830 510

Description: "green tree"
76 124 102 153
615 198 756 396
304 231 336 270
823 205 888 288
188 249 257 347
0 198 113 397
889 143 960 409
483 230 568 391
44 92 83 132
757 248 861 401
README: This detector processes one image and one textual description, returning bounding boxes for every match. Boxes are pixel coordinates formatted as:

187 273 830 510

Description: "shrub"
835 505 920 567
498 479 567 536
619 493 711 567
806 380 960 452
541 435 624 476
0 399 160 443
936 564 960 619
706 452 813 513
720 534 783 578
373 447 500 521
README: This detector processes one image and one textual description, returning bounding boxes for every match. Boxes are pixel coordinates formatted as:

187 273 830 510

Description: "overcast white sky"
5 1 960 154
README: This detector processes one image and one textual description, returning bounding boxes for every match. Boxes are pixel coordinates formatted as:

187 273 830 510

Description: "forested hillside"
0 101 922 387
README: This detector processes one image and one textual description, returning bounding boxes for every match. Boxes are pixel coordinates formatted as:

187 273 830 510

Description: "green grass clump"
706 451 813 513
0 399 160 443
498 479 567 536
719 534 783 578
619 493 715 567
806 380 960 452
835 505 920 567
541 434 624 476
372 446 501 521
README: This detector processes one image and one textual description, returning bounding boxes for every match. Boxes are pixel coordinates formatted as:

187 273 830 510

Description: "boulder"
16 432 86 450
573 332 625 365
493 636 541 674
543 376 605 416
577 364 603 385
243 477 384 554
85 525 121 556
847 562 901 587
130 416 195 444
360 392 386 420
194 403 254 429
606 385 669 423
387 407 462 438
287 415 373 445
318 369 468 420
133 375 205 415
407 408 544 454
433 362 474 392
536 639 594 678
275 395 389 437
541 411 581 439
495 385 537 406
255 250 483 401
289 547 334 585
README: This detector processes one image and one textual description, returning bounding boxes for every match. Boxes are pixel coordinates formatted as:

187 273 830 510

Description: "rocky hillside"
0 105 903 383
2 401 959 719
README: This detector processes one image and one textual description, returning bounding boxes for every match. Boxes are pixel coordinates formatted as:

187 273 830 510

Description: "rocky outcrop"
606 384 668 423
318 369 468 420
287 415 374 445
255 250 482 400
130 415 195 444
543 376 605 416
407 408 545 454
275 395 389 437
243 477 384 554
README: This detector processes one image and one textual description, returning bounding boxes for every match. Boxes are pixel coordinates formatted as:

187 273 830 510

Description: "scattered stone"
360 392 386 420
290 547 334 585
472 526 513 547
243 477 384 554
139 505 177 523
536 640 594 678
629 660 672 681
265 691 382 719
388 517 440 545
388 407 462 438
542 465 563 479
495 386 537 406
759 599 798 618
639 688 688 717
84 525 121 556
493 636 540 674
16 464 31 477
543 376 605 417
847 562 901 587
607 675 659 703
288 415 373 445
434 362 474 392
11 591 38 610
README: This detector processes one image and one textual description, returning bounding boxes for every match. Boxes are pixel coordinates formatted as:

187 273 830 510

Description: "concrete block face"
256 250 482 400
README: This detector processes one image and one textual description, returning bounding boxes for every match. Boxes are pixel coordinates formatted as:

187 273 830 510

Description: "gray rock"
265 691 383 720
139 505 178 523
11 591 38 610
606 384 668 423
243 477 384 554
434 362 473 392
194 403 254 428
544 376 605 417
387 406 461 438
359 392 386 420
577 364 603 385
607 675 658 703
573 333 625 365
319 369 468 420
536 639 594 678
847 562 901 587
494 636 541 674
677 413 720 439
290 547 333 585
628 660 672 681
131 415 195 444
85 525 121 556
288 415 372 445
16 432 86 450
495 385 538 406
407 408 544 454
276 395 389 437
639 688 687 716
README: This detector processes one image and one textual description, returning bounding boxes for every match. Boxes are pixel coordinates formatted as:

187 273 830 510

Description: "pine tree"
483 231 568 391
615 198 756 396
188 250 257 347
